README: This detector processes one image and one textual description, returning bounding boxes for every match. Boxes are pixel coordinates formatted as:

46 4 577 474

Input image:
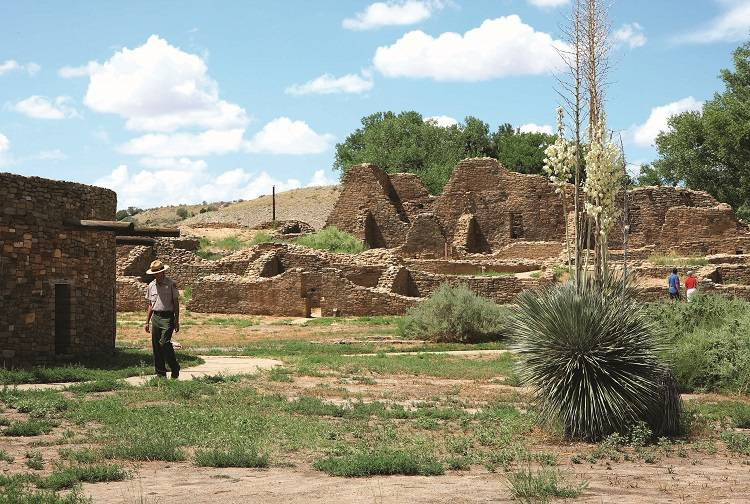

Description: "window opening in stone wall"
55 283 71 355
510 213 524 239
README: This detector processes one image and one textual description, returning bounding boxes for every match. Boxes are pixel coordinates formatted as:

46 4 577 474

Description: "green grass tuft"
314 449 444 477
507 467 586 503
102 438 185 462
3 419 54 437
39 464 129 490
193 446 269 468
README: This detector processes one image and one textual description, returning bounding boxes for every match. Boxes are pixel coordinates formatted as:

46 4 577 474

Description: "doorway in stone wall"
54 283 71 355
510 213 524 239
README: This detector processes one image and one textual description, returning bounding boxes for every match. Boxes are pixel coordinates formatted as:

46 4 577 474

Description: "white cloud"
12 96 79 119
425 115 458 127
245 117 334 155
118 129 246 158
0 60 40 76
373 15 568 81
32 149 67 161
94 161 328 208
631 97 704 148
286 72 374 95
343 1 443 31
613 22 647 49
527 0 569 7
0 133 9 153
307 169 336 187
76 35 247 132
58 62 99 78
676 0 750 44
519 123 554 135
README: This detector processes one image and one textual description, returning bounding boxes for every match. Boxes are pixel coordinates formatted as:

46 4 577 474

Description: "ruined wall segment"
325 164 410 248
433 158 568 252
1 172 116 364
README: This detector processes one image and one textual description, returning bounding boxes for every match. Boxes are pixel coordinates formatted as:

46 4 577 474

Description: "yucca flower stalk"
543 107 577 267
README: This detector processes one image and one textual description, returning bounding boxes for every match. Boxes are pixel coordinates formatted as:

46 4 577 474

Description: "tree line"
333 111 555 194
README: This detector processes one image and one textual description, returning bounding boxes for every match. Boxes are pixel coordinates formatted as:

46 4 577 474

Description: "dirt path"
82 457 750 504
11 356 281 391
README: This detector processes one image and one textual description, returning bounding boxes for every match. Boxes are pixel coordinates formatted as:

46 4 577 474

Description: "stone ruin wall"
1 172 116 364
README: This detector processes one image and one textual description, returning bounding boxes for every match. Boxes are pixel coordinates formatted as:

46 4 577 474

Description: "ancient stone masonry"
1 172 116 364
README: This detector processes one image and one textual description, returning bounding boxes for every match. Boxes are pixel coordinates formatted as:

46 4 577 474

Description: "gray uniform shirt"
146 277 179 312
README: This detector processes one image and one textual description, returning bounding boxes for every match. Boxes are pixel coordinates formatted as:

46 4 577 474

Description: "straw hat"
146 259 169 275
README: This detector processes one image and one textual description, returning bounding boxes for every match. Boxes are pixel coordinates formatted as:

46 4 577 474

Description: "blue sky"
0 0 747 209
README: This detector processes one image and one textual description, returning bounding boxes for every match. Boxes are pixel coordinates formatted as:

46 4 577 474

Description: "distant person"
668 268 681 301
685 271 698 302
144 260 181 379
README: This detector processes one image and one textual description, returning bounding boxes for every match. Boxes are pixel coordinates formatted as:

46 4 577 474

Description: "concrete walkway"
10 356 282 391
349 349 511 357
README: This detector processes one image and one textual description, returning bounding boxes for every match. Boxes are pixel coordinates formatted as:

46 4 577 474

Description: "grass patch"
305 315 401 327
102 438 185 462
4 419 54 437
648 252 708 267
268 367 294 382
66 379 129 394
0 480 91 503
692 400 750 428
204 317 259 328
193 446 269 468
0 349 202 385
249 232 275 246
0 449 13 463
40 464 129 490
314 449 444 477
507 467 586 503
58 448 101 464
721 431 750 456
24 451 44 470
294 227 366 254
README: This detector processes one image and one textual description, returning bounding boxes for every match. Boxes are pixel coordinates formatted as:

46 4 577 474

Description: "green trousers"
151 312 180 377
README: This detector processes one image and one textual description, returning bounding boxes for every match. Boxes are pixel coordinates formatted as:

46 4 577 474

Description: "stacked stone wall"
1 172 116 364
116 277 146 312
186 271 309 316
318 269 419 316
407 270 542 304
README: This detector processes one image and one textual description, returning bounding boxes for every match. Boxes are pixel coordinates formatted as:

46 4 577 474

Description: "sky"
0 0 748 209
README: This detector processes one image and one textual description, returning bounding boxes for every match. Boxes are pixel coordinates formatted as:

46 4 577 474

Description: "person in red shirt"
685 271 698 302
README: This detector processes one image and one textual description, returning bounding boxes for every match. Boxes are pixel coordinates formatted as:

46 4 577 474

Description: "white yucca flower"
583 118 623 239
543 107 576 195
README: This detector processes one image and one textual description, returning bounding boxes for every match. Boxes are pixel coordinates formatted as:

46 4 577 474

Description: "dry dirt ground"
4 315 750 503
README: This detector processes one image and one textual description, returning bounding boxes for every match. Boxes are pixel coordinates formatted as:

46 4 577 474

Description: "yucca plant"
510 274 676 440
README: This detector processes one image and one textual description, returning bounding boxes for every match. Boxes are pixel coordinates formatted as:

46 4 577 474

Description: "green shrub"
510 275 673 440
314 449 444 477
294 227 366 254
24 451 44 470
176 207 188 219
647 294 750 393
0 482 91 503
399 283 509 343
193 446 269 468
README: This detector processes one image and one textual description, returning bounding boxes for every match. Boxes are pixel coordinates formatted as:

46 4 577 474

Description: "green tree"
176 207 189 220
115 209 129 221
633 163 664 186
491 124 556 175
334 111 552 193
653 42 750 215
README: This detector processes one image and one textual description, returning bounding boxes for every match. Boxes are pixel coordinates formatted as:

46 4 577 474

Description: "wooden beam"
115 236 156 246
63 219 134 232
130 227 180 237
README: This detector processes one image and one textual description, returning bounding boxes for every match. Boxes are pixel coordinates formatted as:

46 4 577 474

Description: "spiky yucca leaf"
510 275 665 441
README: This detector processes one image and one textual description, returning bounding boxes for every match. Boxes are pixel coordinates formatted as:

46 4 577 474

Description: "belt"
153 310 173 316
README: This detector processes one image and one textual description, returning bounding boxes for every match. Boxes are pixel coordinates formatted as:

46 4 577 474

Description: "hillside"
130 185 340 230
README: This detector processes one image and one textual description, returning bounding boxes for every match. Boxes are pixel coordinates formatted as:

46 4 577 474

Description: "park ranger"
144 259 181 378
